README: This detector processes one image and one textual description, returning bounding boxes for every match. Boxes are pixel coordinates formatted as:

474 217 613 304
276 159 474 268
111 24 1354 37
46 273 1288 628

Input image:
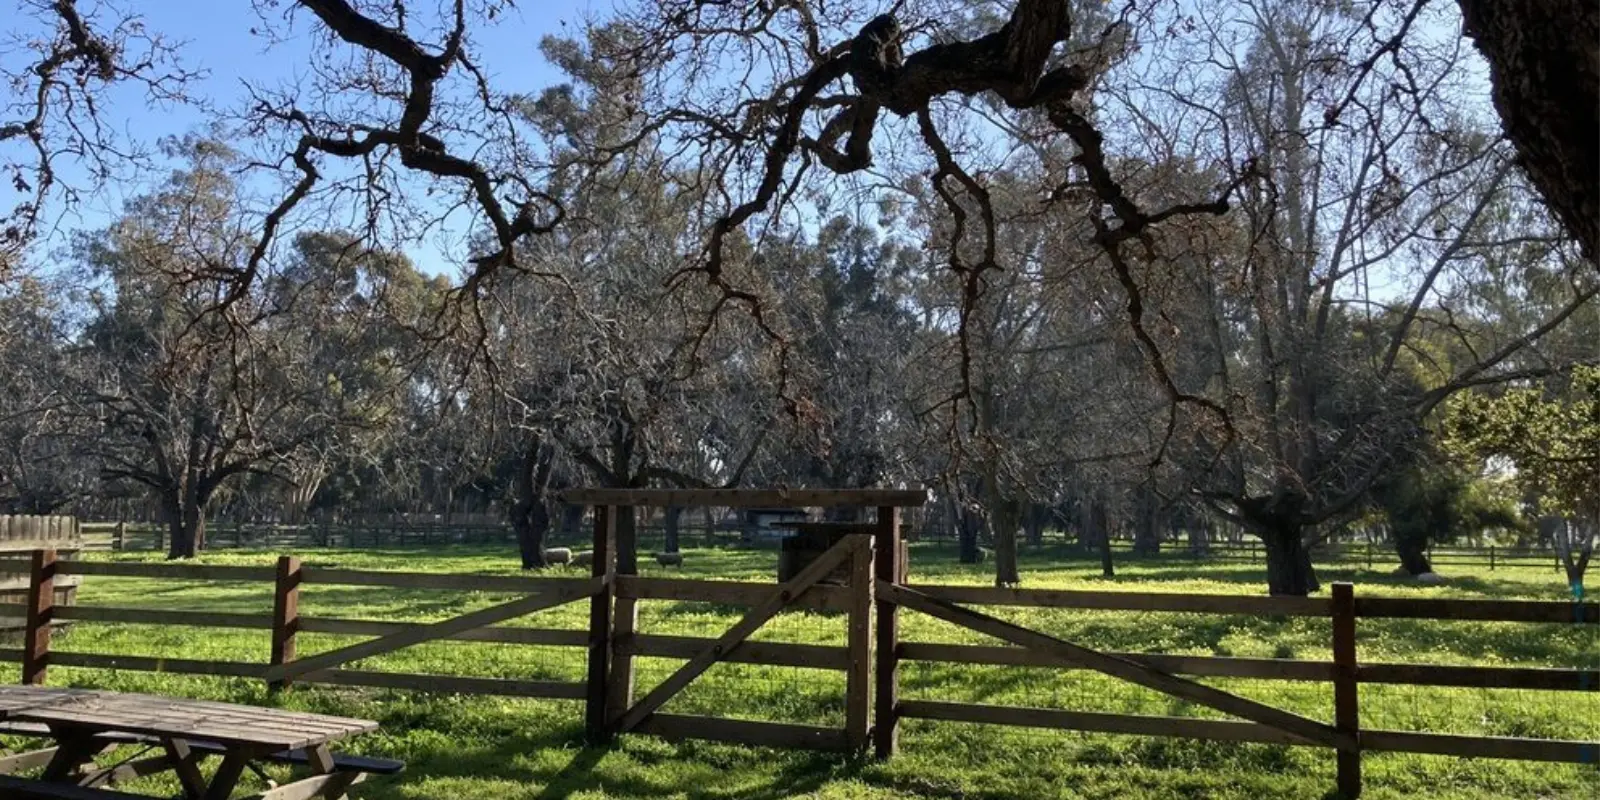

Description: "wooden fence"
1 487 1595 799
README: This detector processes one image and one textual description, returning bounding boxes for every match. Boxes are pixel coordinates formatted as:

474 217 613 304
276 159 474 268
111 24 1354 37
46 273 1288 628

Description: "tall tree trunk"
561 503 585 537
167 488 205 560
990 499 1021 587
663 505 684 553
1187 515 1211 557
1258 517 1320 596
957 504 981 564
1132 489 1160 556
1395 537 1432 576
1092 500 1113 577
1555 518 1595 592
1023 503 1044 547
511 437 555 570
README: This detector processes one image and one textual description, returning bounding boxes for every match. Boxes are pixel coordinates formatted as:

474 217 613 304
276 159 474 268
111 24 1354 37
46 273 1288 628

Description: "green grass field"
3 544 1596 799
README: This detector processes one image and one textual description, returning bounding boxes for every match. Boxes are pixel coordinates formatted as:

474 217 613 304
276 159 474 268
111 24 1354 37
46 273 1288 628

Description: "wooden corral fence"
0 516 82 629
1 488 1596 800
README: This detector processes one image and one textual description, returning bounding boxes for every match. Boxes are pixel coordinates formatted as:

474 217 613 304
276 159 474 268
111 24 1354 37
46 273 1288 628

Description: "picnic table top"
0 685 378 750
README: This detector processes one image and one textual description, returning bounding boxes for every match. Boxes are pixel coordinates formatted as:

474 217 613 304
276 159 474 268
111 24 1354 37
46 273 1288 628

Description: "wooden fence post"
1489 546 1495 571
23 549 56 685
586 505 616 745
607 507 638 731
845 532 875 751
270 555 302 691
873 506 902 759
1332 582 1361 798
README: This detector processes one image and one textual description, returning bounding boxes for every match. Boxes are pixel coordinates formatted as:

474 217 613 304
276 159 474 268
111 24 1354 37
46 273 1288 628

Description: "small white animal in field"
543 547 572 565
654 551 684 567
571 550 595 568
1415 572 1446 585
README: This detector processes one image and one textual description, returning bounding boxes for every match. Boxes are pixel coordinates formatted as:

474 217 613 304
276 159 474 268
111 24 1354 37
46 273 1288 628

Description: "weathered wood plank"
301 670 587 699
613 535 868 734
243 772 364 800
54 607 274 630
55 562 277 582
23 549 55 685
0 746 61 775
1355 596 1597 624
895 642 1336 681
559 488 927 508
1331 582 1360 798
873 506 902 760
616 576 852 612
898 700 1307 745
266 577 602 682
270 555 301 691
845 538 874 751
298 618 589 646
586 505 616 744
620 634 850 670
1356 662 1600 691
907 584 1332 617
881 582 1353 751
300 568 589 593
633 714 850 751
1362 730 1600 763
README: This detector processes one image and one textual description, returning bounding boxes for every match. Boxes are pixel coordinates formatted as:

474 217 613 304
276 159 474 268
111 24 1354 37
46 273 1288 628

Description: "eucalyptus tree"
70 138 409 557
1086 0 1597 594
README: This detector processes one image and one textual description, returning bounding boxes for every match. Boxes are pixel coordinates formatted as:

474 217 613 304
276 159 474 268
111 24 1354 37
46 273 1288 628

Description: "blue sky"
14 0 595 274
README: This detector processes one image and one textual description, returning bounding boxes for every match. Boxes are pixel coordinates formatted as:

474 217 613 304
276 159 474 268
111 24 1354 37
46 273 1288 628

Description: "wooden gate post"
872 506 902 759
586 505 616 745
845 531 875 751
607 507 639 730
23 549 56 685
269 555 302 691
1332 582 1361 798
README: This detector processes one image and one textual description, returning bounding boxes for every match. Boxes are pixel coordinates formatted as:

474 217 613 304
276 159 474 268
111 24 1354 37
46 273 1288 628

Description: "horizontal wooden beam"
1355 597 1596 624
622 634 851 670
0 649 270 679
299 618 590 647
55 606 274 630
300 669 587 699
880 582 1352 751
906 584 1332 617
897 643 1335 681
301 568 592 593
55 562 278 582
633 713 850 750
898 700 1307 745
617 576 852 612
559 488 927 508
267 577 602 682
1358 662 1600 691
1363 730 1600 763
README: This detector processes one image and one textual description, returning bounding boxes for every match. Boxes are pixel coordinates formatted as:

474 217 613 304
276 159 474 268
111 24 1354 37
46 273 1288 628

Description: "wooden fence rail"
1 492 1595 799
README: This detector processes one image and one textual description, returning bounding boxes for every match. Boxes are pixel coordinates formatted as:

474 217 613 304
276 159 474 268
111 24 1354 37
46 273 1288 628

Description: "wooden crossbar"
613 535 869 734
879 582 1352 751
265 577 602 682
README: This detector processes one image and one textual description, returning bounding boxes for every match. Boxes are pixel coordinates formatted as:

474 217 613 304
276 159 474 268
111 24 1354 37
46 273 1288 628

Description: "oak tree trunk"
663 505 684 553
1260 521 1320 596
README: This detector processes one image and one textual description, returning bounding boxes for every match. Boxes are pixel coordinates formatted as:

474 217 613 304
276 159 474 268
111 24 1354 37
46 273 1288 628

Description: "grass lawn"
2 542 1595 799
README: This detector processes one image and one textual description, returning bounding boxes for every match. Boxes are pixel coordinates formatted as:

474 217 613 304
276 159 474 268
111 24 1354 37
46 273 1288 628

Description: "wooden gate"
564 489 926 751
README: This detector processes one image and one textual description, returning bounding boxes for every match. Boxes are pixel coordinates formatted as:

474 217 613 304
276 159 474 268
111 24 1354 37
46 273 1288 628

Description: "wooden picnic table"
0 685 381 799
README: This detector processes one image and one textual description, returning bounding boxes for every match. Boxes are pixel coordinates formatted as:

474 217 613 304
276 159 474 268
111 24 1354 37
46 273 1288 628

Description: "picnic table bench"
0 686 400 799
